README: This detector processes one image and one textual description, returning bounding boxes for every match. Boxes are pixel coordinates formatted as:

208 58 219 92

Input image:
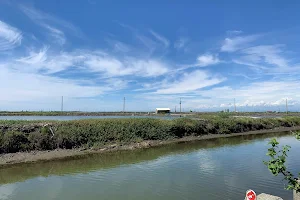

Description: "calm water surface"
0 133 299 200
0 115 176 121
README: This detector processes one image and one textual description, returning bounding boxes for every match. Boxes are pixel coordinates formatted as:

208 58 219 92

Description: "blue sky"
0 0 300 112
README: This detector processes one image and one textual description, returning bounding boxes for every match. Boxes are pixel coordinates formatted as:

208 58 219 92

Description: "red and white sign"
246 189 256 200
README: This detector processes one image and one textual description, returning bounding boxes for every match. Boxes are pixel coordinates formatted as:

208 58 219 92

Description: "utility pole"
123 97 126 113
61 96 64 112
179 98 182 114
234 98 236 112
286 98 288 114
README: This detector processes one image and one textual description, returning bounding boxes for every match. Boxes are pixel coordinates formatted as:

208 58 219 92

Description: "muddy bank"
1 126 299 167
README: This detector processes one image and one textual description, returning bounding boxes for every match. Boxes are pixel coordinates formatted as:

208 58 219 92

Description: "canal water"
0 133 299 200
0 115 176 121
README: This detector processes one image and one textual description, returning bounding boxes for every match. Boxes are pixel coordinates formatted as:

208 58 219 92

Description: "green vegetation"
264 131 300 193
1 116 300 154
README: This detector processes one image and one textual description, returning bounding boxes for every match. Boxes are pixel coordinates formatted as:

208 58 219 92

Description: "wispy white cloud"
0 47 133 109
154 70 225 94
242 45 288 67
141 94 195 101
232 59 268 72
233 44 300 75
174 37 188 50
103 78 129 90
226 30 243 36
175 53 220 71
130 59 169 77
0 67 109 102
136 34 157 53
19 5 81 35
222 33 293 75
119 23 169 55
220 98 300 108
134 80 169 92
234 58 300 75
84 54 124 75
143 78 300 111
85 55 169 77
196 54 220 67
19 5 83 45
228 73 261 80
197 80 300 107
0 20 22 51
15 48 82 74
44 25 66 45
106 39 131 53
17 46 48 65
5 46 170 77
149 30 169 48
221 35 259 52
2 4 300 112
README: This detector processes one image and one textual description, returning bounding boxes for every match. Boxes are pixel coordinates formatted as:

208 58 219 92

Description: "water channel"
0 132 299 200
0 115 176 121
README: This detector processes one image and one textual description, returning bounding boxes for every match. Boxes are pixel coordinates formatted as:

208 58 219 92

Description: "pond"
0 132 299 200
0 115 177 121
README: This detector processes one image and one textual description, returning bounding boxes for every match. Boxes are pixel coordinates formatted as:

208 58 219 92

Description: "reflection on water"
0 132 299 200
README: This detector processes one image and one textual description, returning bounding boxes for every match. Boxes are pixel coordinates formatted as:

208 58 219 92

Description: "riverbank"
1 126 299 167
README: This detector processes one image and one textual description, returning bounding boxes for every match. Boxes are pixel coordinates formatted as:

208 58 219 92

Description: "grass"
1 116 300 154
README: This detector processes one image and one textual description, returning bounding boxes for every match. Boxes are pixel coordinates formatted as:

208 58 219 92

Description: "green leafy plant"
1 131 31 153
1 117 300 153
264 131 300 193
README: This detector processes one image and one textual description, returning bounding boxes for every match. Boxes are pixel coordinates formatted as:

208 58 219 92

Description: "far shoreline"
1 126 299 167
1 111 300 117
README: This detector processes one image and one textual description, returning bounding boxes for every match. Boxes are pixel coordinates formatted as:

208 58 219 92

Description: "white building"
155 108 171 114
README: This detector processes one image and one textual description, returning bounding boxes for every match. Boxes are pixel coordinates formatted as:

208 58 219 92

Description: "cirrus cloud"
0 20 22 51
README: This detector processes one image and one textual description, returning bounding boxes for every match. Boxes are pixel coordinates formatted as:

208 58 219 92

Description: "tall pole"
123 97 125 113
180 98 182 114
61 96 64 112
286 98 288 114
234 98 236 112
175 106 177 113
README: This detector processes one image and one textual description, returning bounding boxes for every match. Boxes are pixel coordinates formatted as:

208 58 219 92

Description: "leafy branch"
264 131 300 193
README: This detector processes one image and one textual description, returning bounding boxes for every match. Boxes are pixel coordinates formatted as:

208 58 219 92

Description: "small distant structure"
155 108 171 114
220 109 230 113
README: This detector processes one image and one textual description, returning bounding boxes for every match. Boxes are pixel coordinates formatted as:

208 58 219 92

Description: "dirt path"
1 126 299 167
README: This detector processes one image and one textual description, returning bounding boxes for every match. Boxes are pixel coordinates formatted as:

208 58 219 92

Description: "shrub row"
1 117 300 153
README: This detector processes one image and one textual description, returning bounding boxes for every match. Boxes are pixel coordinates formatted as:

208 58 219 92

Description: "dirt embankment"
1 126 299 167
